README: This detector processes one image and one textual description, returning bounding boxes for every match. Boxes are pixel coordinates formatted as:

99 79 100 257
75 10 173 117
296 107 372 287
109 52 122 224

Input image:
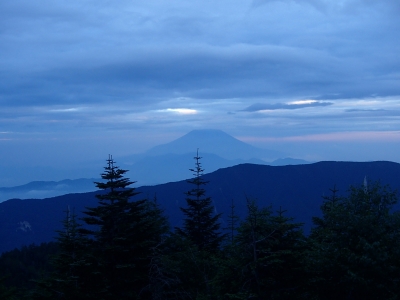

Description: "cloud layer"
0 0 400 183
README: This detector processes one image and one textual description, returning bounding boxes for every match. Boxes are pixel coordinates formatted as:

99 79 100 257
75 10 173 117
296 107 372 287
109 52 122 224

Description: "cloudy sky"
1 0 400 185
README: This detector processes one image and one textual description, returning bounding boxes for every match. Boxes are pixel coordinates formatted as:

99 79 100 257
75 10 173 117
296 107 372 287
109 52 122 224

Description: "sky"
1 0 400 185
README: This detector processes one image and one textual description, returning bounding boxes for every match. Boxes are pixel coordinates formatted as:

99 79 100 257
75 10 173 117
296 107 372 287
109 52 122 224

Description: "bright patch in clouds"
288 100 318 105
162 108 198 115
48 108 82 113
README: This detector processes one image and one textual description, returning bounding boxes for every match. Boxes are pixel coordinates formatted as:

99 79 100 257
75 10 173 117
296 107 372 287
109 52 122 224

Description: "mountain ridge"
1 160 400 253
0 129 293 188
0 178 99 202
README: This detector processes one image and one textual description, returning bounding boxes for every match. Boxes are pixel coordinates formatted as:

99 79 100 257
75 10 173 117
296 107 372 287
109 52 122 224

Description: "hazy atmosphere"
1 0 400 186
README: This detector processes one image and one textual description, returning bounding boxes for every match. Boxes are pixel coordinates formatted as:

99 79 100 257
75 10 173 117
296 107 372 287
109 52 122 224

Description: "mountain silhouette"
144 129 283 160
0 129 302 189
1 161 400 253
270 157 312 166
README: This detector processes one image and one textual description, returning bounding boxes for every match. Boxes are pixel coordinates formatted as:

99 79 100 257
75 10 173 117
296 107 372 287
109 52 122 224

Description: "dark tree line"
1 154 400 299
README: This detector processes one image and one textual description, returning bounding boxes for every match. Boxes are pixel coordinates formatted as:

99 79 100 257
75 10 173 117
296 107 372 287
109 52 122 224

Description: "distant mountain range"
1 161 399 254
0 179 99 203
0 129 309 200
124 152 267 185
118 129 290 185
269 157 311 166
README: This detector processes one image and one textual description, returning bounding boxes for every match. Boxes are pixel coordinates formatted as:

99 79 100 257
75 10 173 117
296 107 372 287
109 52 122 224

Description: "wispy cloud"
161 108 198 115
242 100 333 112
240 131 400 142
47 108 83 113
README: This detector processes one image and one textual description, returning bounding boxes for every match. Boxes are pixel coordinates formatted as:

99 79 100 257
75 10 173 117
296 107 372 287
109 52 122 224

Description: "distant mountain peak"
185 129 232 136
145 129 284 160
173 129 245 145
188 129 224 133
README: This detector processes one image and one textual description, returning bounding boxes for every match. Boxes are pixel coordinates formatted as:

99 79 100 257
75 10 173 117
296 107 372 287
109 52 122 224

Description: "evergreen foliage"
176 150 226 252
216 198 306 299
30 207 90 299
149 233 222 299
309 182 400 299
156 151 227 299
0 242 58 297
225 199 240 245
78 155 169 299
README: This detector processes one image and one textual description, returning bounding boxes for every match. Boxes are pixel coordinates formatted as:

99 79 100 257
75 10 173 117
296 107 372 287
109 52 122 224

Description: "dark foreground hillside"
0 161 399 253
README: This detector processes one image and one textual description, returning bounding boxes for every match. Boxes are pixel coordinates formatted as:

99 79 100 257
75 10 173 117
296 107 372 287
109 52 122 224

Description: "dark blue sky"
1 0 400 185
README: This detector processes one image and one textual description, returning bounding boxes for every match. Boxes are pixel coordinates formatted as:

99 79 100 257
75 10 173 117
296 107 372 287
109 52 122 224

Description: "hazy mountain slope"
0 129 290 191
124 152 267 186
1 161 399 253
144 129 283 160
0 193 99 253
0 154 266 200
0 178 99 202
270 157 312 166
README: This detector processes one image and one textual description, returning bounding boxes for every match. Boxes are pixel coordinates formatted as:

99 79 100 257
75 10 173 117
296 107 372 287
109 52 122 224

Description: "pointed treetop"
363 175 368 193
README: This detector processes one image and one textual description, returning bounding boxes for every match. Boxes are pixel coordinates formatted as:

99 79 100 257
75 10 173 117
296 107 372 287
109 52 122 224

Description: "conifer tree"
309 182 400 300
216 198 306 299
80 155 169 299
53 207 88 297
31 208 89 299
176 150 225 252
163 151 226 299
225 199 240 245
